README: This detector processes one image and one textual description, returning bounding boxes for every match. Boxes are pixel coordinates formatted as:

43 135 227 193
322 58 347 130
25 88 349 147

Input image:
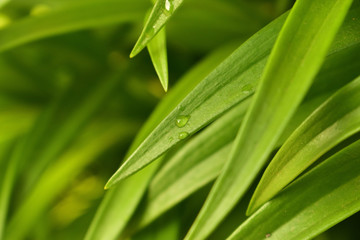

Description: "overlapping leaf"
106 3 360 190
105 14 286 187
130 0 183 57
147 27 169 91
228 139 360 240
139 30 360 228
248 75 360 214
85 43 238 240
137 93 334 229
184 0 353 239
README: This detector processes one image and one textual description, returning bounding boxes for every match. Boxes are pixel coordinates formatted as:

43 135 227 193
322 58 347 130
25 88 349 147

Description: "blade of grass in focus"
105 5 360 188
248 75 360 214
228 139 360 240
184 0 353 239
85 42 238 240
147 27 169 92
130 0 183 57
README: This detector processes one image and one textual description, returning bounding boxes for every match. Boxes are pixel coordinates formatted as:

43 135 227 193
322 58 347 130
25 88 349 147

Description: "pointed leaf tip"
129 44 140 58
131 0 184 58
147 27 169 92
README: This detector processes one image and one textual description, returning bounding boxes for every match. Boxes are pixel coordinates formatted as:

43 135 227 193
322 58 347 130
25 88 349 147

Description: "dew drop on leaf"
178 132 189 139
241 84 254 94
163 0 174 15
175 115 190 128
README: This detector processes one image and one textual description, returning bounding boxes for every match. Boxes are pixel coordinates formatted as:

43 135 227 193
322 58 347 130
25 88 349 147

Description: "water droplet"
178 132 189 140
165 0 171 11
175 115 190 128
241 84 254 94
162 0 174 15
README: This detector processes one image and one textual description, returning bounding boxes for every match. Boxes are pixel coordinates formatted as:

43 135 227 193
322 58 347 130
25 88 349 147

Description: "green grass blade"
130 0 183 58
85 161 161 240
105 5 360 189
144 47 360 226
248 75 360 214
86 43 237 239
105 14 287 188
138 93 334 229
0 0 149 53
139 99 250 228
147 27 169 92
184 0 353 239
228 139 360 240
4 120 137 240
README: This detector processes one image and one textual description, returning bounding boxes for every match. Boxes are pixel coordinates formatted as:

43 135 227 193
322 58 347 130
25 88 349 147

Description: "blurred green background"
0 0 359 239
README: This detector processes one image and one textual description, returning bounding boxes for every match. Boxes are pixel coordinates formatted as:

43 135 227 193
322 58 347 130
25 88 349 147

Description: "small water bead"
163 0 174 15
175 115 190 128
178 132 189 140
241 84 254 94
165 0 171 11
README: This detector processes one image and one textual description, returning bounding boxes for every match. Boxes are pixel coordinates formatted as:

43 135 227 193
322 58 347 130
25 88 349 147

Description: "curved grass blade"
137 93 335 229
184 1 353 239
147 27 169 92
228 139 360 240
0 0 149 53
85 43 237 240
130 0 183 58
105 14 287 188
133 55 354 229
106 6 360 189
4 120 137 240
85 161 161 240
248 75 360 214
138 99 250 228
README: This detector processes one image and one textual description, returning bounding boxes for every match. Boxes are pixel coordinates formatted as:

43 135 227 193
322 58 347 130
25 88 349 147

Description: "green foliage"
0 0 359 240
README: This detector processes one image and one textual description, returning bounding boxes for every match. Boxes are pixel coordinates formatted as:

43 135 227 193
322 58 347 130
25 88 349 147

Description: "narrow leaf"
139 100 250 227
138 93 332 228
106 14 286 188
86 43 237 239
248 75 360 214
130 0 182 58
85 161 161 240
185 0 353 239
147 27 169 92
0 0 149 53
229 139 360 240
106 6 360 188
